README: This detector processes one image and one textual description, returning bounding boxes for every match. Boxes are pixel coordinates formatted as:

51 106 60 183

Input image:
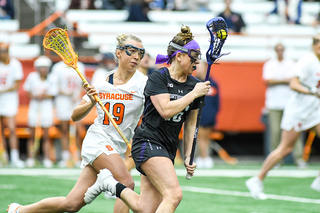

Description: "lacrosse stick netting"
186 17 229 180
43 28 131 150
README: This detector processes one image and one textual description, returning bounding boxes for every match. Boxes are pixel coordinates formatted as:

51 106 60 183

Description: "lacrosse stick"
69 120 79 167
303 130 316 162
43 28 131 150
211 141 238 165
0 117 8 166
32 101 42 161
186 17 229 180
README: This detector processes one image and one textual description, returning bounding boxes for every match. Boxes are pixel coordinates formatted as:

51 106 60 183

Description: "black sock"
116 183 127 198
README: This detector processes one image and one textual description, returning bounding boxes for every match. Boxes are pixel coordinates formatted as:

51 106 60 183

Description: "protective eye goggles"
117 44 145 59
169 42 201 62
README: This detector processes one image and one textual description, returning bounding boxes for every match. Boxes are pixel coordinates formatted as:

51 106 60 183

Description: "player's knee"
165 187 182 207
283 146 294 156
120 175 135 190
63 198 83 212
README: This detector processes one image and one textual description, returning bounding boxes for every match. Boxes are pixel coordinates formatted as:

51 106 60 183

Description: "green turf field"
1 163 320 213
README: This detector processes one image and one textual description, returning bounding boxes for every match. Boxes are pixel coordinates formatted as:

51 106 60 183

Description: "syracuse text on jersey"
99 92 133 100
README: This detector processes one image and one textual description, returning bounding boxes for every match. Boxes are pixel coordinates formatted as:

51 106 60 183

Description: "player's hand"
83 83 97 103
184 156 197 177
192 81 210 98
34 94 43 100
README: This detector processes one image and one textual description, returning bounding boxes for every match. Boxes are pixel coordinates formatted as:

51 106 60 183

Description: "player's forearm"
289 77 314 95
183 110 198 158
59 90 72 96
153 92 198 120
4 84 19 92
266 78 290 86
183 126 195 158
71 100 95 122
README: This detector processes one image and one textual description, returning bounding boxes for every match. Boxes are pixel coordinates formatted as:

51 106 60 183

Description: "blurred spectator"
312 11 320 27
137 52 155 76
218 0 246 33
185 0 210 11
0 0 14 19
127 0 152 22
51 60 86 167
0 42 24 168
262 43 306 168
101 0 126 10
91 52 117 84
69 0 96 9
150 0 175 10
23 56 58 168
194 60 220 169
267 0 302 24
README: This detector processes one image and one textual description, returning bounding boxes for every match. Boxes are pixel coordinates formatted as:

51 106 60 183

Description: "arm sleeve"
144 70 168 97
191 97 202 110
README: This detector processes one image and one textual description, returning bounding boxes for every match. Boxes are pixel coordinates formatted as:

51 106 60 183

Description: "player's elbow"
71 115 78 122
159 111 174 120
71 112 81 122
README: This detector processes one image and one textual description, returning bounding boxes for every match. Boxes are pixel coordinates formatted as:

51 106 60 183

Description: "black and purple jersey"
133 67 201 155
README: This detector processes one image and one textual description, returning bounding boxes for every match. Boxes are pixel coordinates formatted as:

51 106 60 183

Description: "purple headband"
155 40 200 64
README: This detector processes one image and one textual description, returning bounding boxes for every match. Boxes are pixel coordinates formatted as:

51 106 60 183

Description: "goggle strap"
169 42 188 53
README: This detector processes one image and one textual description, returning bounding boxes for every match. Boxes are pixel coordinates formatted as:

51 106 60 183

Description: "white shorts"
281 108 320 132
55 95 77 121
28 100 54 128
0 92 18 116
80 125 120 169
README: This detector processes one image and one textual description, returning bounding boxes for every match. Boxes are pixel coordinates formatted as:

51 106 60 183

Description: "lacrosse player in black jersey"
84 25 211 213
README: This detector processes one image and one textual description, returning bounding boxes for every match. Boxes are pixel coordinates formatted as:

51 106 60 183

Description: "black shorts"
131 139 175 176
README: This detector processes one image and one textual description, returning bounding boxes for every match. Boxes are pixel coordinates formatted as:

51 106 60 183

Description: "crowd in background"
67 0 320 26
2 0 320 27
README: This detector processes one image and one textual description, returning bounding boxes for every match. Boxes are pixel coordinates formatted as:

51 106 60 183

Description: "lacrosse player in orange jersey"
7 34 147 213
0 42 25 168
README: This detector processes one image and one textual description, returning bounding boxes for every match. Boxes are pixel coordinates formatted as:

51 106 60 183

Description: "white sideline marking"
180 185 320 204
0 184 16 189
136 181 320 205
0 168 318 178
2 168 320 205
134 169 319 178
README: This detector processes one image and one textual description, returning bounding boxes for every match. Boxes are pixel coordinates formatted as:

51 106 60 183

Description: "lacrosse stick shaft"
211 142 238 165
69 121 79 166
0 117 8 165
186 65 211 180
303 130 316 162
74 68 131 150
33 102 42 159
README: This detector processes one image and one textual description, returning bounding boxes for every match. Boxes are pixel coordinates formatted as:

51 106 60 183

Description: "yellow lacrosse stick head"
43 28 78 69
